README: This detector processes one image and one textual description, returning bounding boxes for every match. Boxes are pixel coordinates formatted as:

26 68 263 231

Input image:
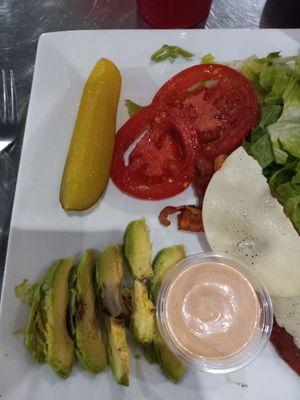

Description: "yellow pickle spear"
60 58 121 211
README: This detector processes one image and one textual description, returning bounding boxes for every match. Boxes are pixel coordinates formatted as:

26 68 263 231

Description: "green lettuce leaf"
260 104 283 128
266 51 281 60
284 195 300 231
201 53 215 64
268 78 300 161
250 126 265 143
241 52 300 235
269 161 298 203
247 104 282 168
259 64 279 91
265 74 290 104
239 56 264 84
125 99 144 117
276 182 300 203
237 53 300 105
250 134 274 169
292 170 300 184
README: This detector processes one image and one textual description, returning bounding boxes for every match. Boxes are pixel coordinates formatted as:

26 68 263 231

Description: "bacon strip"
270 319 300 375
159 155 227 232
159 205 203 232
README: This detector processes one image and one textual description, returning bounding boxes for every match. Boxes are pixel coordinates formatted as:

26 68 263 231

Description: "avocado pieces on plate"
22 218 187 384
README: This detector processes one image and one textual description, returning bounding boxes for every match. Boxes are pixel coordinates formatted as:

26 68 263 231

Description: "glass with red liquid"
137 0 212 28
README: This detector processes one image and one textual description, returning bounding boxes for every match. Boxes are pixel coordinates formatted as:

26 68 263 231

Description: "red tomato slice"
111 64 259 201
153 64 259 160
110 106 194 200
271 320 300 375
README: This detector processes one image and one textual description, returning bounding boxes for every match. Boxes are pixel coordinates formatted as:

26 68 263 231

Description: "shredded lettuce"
260 104 283 127
201 53 215 64
267 78 300 163
246 104 282 168
151 45 194 63
236 53 300 103
267 160 300 230
285 196 300 232
249 134 274 169
125 99 144 117
241 52 300 232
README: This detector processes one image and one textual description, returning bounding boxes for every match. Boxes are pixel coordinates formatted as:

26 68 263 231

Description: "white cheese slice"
272 296 300 348
202 147 300 297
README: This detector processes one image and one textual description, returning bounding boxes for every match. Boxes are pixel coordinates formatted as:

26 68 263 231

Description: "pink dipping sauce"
164 261 261 359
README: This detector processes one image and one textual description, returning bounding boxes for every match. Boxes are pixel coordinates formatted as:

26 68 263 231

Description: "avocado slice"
124 218 153 280
46 259 75 378
151 245 186 383
106 316 130 386
69 250 107 373
143 343 157 364
24 275 49 363
153 323 186 383
130 280 155 345
96 244 128 317
151 245 186 301
25 258 75 378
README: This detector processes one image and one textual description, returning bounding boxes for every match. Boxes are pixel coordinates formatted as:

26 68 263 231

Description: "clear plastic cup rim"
156 252 273 374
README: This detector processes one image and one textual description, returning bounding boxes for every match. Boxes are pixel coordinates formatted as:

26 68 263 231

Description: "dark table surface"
0 0 299 291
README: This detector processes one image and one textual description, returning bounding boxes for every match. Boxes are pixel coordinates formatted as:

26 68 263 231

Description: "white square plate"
0 29 300 400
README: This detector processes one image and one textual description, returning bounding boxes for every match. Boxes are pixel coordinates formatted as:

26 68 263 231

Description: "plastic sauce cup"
156 253 273 374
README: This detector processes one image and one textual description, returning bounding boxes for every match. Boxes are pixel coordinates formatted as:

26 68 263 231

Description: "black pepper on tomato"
111 64 259 200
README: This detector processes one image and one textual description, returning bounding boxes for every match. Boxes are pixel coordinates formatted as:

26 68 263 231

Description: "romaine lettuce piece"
249 134 274 168
268 78 300 162
285 195 300 232
247 105 283 168
201 53 215 64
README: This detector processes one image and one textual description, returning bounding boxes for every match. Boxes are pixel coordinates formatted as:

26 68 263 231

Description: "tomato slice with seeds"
111 64 259 200
110 106 194 200
153 64 259 160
